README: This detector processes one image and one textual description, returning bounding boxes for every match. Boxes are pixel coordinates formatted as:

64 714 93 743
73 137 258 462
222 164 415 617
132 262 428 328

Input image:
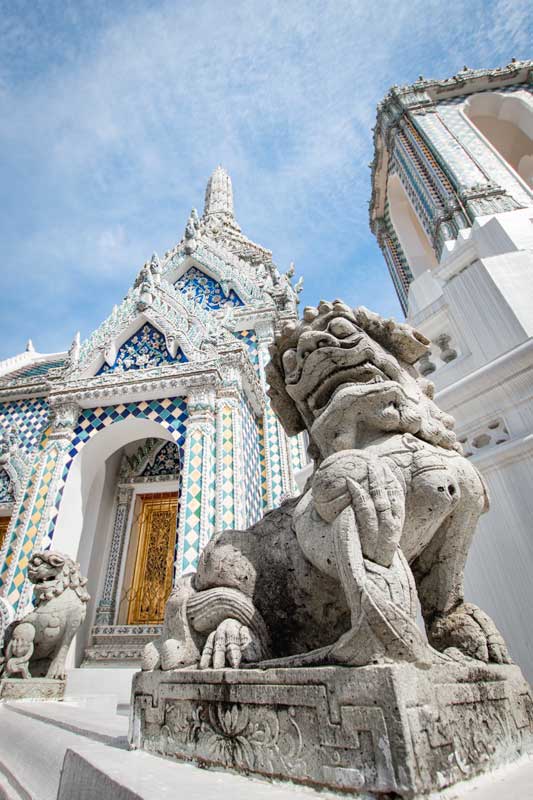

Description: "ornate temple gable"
70 265 225 382
96 322 188 376
174 266 244 311
164 247 266 310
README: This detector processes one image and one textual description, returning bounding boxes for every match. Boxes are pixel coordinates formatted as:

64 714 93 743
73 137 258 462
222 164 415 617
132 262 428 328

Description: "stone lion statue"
144 300 510 672
0 551 90 680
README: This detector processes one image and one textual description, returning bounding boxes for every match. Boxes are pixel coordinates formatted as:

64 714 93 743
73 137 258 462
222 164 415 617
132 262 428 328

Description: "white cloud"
0 0 530 357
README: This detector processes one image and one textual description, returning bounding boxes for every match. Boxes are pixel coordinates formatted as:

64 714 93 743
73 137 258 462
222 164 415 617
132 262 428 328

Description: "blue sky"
0 0 531 359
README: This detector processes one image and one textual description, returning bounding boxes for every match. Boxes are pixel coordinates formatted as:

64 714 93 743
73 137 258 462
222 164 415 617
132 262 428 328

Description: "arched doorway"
387 174 439 278
52 418 182 667
464 92 533 189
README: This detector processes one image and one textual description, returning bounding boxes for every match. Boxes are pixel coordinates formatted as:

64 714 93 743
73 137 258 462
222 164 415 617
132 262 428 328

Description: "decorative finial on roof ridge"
25 339 35 353
203 165 235 221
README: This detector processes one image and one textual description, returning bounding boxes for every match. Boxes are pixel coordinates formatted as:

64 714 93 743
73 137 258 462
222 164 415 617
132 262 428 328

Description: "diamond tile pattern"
241 396 262 526
0 398 49 453
233 329 259 374
258 417 269 511
220 405 234 528
264 400 283 508
5 446 59 604
180 430 204 574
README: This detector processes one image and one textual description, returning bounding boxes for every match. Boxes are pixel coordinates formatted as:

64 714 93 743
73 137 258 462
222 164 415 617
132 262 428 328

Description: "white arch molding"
52 417 176 667
387 174 438 278
464 91 533 191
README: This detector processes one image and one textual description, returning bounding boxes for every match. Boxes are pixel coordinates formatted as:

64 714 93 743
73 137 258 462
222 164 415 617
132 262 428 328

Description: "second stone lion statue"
0 551 90 680
144 301 510 672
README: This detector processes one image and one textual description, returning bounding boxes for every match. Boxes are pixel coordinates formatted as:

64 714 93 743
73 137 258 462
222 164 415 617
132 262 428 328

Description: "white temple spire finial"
25 339 35 353
203 165 235 221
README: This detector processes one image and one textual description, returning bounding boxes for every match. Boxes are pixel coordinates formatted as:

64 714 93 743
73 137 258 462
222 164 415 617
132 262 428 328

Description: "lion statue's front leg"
142 573 270 672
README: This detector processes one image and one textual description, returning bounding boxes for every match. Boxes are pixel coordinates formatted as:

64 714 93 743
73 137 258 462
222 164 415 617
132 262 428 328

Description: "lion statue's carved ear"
265 346 305 437
354 307 430 365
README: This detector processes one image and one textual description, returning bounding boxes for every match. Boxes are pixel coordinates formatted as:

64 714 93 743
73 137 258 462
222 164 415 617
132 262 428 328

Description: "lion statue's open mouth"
265 301 458 454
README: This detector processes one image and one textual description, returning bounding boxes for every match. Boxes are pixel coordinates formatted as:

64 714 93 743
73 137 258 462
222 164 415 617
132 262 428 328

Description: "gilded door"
127 493 178 624
0 516 9 550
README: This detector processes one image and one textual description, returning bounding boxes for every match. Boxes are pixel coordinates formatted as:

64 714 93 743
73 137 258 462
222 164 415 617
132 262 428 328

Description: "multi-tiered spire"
203 165 235 223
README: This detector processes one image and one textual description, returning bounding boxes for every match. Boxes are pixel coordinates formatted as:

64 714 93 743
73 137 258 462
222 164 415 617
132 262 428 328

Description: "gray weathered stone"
130 663 533 797
142 305 511 672
0 551 89 683
132 302 533 794
0 676 65 700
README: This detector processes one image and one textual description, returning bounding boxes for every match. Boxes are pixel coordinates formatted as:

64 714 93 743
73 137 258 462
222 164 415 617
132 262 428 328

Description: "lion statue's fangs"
0 551 89 681
143 300 511 672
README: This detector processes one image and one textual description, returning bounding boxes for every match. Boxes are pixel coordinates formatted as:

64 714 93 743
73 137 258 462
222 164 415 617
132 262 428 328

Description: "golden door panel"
0 516 10 550
127 493 178 625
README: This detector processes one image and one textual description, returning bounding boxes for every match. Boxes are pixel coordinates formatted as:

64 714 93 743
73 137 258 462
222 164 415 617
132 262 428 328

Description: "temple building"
370 59 533 680
0 167 308 667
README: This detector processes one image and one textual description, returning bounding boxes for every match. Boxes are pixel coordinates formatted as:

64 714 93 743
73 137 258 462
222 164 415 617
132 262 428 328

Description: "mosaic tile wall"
233 329 259 374
257 417 269 510
97 322 187 375
179 428 206 574
0 469 13 504
0 398 49 453
241 396 262 527
288 431 305 475
263 401 283 508
436 90 533 209
382 201 414 313
1 445 60 604
141 441 181 478
175 266 244 311
219 405 235 529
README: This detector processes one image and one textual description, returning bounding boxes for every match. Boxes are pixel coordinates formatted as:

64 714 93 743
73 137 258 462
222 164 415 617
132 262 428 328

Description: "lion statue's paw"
199 618 262 670
142 641 160 672
428 603 512 664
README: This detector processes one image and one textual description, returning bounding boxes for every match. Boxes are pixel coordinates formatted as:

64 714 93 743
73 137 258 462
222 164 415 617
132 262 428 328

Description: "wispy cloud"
0 0 531 357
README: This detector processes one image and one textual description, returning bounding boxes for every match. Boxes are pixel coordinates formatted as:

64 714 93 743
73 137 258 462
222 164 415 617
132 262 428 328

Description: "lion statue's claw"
428 603 512 665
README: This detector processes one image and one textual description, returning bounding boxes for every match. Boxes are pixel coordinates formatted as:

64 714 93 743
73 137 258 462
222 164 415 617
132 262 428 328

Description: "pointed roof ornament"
25 339 35 353
203 165 235 221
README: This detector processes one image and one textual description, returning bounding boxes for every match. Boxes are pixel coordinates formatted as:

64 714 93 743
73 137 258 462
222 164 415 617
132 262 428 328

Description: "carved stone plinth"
130 664 533 797
0 677 65 701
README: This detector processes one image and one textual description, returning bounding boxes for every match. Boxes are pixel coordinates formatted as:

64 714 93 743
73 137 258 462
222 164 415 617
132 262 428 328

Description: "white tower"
370 60 533 680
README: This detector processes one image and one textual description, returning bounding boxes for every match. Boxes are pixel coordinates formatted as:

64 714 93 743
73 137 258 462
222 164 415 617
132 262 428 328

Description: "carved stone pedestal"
130 663 533 797
0 677 65 701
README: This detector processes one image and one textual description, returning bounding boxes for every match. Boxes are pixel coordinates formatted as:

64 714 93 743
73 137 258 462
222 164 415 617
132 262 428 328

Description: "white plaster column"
94 484 135 625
